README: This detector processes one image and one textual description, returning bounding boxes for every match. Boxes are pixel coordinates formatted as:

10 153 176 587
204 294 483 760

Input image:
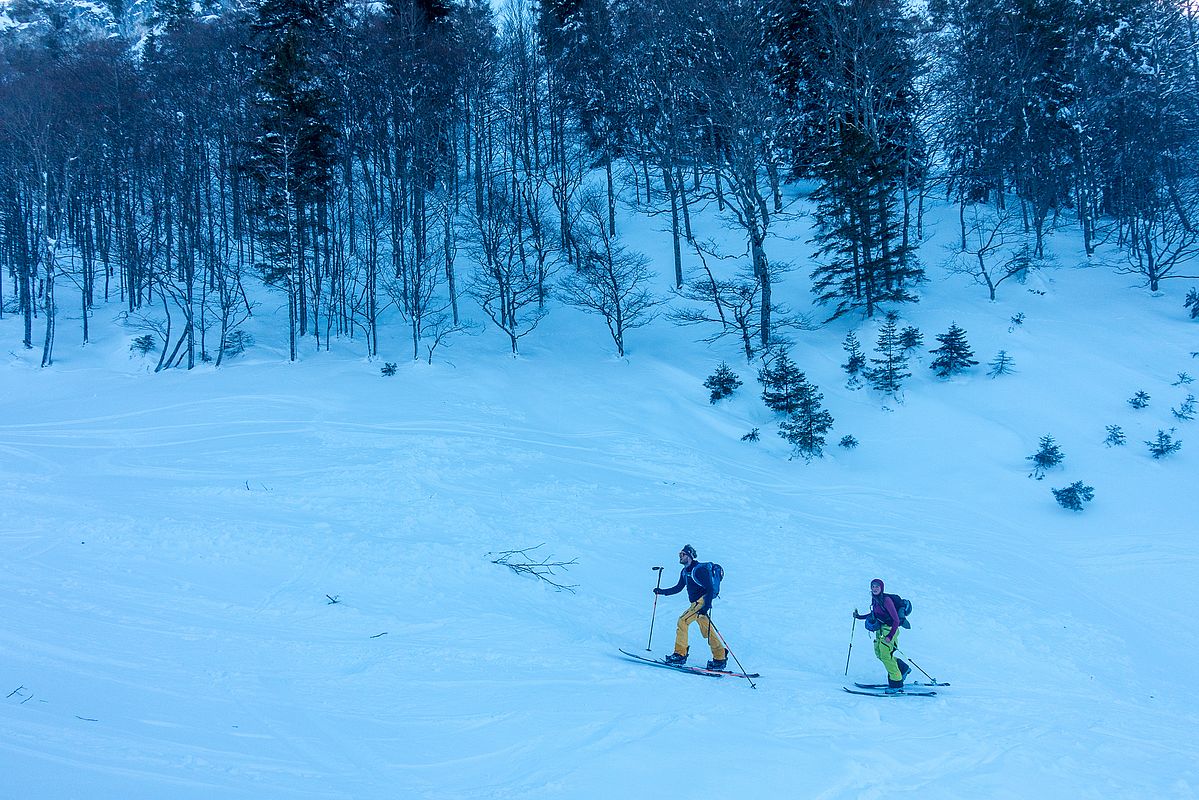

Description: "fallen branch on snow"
487 544 579 594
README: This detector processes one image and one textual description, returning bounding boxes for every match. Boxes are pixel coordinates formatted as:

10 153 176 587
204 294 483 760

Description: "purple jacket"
871 593 902 643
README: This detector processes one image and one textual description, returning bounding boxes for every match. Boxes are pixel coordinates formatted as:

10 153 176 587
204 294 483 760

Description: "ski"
619 649 760 679
843 686 937 697
853 681 949 689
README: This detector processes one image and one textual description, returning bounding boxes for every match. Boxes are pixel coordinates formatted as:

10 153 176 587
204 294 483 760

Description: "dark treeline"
1 0 1196 368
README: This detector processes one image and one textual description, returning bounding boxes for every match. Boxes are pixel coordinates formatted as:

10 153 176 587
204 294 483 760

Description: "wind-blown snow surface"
1 199 1196 799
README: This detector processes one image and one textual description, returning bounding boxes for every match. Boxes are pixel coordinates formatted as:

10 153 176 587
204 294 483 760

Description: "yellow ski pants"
874 626 902 681
674 599 727 660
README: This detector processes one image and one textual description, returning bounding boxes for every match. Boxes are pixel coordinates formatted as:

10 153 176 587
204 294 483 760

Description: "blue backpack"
888 593 913 628
695 562 724 597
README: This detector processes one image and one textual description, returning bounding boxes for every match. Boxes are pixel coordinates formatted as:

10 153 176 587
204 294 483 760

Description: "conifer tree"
988 350 1015 377
804 0 925 320
245 0 343 362
1146 429 1183 459
929 322 978 377
759 349 808 415
1052 481 1094 511
1027 434 1065 479
866 314 910 395
1104 425 1125 447
704 362 743 404
1172 394 1196 422
778 374 835 460
899 325 924 354
842 331 866 387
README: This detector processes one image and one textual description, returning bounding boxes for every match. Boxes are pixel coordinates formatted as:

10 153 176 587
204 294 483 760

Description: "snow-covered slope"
1 194 1195 799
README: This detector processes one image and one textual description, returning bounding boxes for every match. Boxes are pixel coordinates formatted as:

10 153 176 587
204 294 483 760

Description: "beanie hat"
871 578 884 590
681 544 698 559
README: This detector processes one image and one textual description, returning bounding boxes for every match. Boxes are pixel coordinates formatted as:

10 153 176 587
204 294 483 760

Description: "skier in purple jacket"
852 578 911 689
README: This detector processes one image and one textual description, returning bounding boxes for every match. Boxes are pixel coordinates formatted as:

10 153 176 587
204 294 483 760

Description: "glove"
853 608 860 619
697 604 711 617
653 588 664 595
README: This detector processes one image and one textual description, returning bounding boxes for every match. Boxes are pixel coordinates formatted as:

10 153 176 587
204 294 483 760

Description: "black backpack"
886 593 913 629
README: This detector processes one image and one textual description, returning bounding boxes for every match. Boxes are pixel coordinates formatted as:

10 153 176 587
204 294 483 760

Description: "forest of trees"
1 0 1196 368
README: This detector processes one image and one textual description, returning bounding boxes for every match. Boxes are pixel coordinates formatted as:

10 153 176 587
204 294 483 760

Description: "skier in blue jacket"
653 544 727 669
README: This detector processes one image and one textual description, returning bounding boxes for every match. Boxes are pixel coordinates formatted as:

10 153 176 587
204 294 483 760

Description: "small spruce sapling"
1185 288 1199 319
741 428 761 442
1104 425 1126 447
131 334 156 356
1052 481 1095 511
842 331 866 388
1146 429 1183 459
777 373 835 461
988 350 1016 377
1128 391 1151 409
1173 394 1196 421
1008 312 1025 332
1173 372 1194 386
866 314 911 396
221 331 254 359
899 325 924 354
929 322 979 378
704 362 743 403
839 434 859 449
1027 434 1065 479
381 362 398 377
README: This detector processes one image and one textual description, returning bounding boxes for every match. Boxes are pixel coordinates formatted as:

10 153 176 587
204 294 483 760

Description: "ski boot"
664 652 687 666
706 658 727 671
898 659 911 683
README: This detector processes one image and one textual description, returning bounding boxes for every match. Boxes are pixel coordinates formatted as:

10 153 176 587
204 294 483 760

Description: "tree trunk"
664 167 683 288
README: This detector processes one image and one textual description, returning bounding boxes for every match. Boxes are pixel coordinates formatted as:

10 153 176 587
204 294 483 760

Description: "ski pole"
895 649 944 685
706 617 757 690
646 566 664 651
844 613 857 675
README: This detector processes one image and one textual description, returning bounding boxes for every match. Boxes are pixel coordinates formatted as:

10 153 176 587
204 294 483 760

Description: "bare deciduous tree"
559 194 658 357
948 203 1033 301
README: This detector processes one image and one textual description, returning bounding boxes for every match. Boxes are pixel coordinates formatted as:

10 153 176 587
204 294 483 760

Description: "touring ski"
853 681 949 689
619 649 760 679
843 686 937 697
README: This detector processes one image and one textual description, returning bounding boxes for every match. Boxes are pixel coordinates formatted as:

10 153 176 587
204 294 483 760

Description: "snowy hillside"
1 193 1197 799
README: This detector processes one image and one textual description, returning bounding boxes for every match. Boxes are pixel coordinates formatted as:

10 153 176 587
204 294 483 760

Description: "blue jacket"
661 561 721 607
